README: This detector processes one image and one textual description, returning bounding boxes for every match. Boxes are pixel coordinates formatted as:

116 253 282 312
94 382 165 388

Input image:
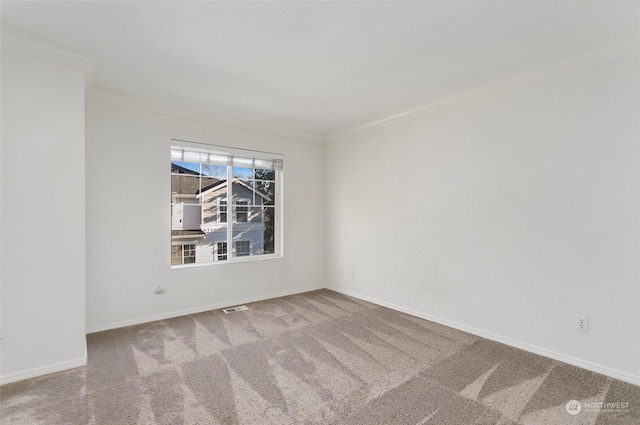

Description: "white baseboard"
86 285 325 334
0 356 87 385
327 286 640 387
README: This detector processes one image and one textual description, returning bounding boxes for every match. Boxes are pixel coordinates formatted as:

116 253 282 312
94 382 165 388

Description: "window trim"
171 252 281 268
170 141 283 268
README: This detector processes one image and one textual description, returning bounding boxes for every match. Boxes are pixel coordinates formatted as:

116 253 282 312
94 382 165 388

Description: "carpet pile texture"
1 289 638 424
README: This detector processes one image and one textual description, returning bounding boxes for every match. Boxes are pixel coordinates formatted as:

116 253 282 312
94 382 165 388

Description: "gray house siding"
200 183 265 225
171 178 268 263
201 186 227 225
195 240 214 264
194 226 264 263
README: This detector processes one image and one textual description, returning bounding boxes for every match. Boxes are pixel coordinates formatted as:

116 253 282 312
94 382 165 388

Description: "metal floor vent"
223 305 248 313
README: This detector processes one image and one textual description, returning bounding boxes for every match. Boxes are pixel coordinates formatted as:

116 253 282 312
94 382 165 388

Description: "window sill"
171 253 283 269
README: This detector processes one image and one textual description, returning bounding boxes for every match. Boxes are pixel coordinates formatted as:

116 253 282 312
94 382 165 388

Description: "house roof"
198 180 225 194
171 162 271 200
171 163 221 196
171 230 206 240
171 163 200 175
196 178 271 201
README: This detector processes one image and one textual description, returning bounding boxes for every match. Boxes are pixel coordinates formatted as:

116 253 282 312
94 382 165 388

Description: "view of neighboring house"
171 163 272 265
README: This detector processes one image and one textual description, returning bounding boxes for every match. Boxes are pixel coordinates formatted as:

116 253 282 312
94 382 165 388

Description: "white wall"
326 51 640 384
1 51 87 381
85 101 325 331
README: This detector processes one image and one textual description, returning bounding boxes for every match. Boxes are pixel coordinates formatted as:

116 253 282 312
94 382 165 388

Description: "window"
236 200 249 223
217 242 227 261
236 240 250 256
171 142 282 266
219 200 227 223
171 244 196 265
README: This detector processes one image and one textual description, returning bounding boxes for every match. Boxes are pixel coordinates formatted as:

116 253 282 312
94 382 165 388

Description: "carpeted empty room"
2 2 640 424
1 290 638 424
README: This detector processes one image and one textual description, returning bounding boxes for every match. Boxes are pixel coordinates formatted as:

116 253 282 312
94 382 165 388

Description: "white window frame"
172 243 196 265
171 141 283 268
218 199 228 223
235 199 250 223
235 240 251 256
216 242 228 261
183 244 196 263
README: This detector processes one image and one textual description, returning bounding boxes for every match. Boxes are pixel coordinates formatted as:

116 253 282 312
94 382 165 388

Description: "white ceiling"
2 1 639 139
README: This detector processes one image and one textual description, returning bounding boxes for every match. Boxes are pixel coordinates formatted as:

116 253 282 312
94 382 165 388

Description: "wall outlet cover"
576 315 589 332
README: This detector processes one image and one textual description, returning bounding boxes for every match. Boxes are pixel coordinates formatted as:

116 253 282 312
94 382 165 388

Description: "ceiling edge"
326 36 640 143
86 88 325 144
0 29 95 70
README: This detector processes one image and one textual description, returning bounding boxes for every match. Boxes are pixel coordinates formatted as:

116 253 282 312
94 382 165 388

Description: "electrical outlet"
351 269 356 278
576 315 589 332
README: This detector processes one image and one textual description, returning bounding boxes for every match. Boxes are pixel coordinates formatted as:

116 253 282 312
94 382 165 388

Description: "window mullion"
226 165 233 258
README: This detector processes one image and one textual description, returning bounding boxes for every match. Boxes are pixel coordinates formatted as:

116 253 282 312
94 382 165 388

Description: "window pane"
184 244 196 263
228 207 276 257
262 207 276 255
171 174 200 200
217 242 228 261
200 177 220 194
255 180 275 206
220 200 228 223
172 161 224 200
234 200 249 223
201 189 227 225
235 240 250 256
201 164 227 179
196 224 226 263
232 167 252 179
218 242 227 254
247 206 261 224
171 161 200 175
254 169 275 181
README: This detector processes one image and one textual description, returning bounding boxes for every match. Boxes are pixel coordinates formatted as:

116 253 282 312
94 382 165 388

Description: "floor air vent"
223 305 248 313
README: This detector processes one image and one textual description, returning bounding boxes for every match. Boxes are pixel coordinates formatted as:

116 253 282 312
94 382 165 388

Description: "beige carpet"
1 289 638 424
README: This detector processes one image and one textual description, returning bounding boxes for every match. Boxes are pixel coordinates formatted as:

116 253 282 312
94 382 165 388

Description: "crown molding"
326 37 640 143
1 29 95 70
86 88 325 144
